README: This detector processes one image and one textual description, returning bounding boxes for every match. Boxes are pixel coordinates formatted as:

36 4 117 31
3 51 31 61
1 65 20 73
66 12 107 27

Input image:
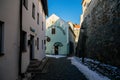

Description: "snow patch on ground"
85 58 118 70
68 57 110 80
46 55 66 58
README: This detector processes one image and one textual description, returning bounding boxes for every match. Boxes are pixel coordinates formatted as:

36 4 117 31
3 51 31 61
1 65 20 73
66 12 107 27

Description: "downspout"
19 0 22 79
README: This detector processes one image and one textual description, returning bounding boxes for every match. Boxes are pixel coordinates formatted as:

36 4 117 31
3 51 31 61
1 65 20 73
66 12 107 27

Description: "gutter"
18 0 22 79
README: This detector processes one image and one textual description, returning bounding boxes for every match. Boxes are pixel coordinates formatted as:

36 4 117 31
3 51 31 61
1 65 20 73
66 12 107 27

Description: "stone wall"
80 0 120 67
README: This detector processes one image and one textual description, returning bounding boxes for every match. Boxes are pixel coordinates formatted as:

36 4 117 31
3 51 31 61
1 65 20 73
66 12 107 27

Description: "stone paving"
32 57 87 80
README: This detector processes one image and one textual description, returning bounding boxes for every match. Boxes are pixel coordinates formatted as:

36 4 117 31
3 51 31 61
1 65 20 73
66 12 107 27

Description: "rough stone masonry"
80 0 120 67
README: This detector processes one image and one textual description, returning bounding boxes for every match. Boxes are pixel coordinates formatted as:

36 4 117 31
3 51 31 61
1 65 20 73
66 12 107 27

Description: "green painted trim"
54 42 63 47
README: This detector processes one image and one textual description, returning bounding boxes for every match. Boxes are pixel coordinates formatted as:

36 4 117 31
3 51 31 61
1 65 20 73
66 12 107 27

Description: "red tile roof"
73 24 80 28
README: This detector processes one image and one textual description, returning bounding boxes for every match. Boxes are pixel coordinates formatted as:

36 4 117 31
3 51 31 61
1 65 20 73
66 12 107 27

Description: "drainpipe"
19 0 22 79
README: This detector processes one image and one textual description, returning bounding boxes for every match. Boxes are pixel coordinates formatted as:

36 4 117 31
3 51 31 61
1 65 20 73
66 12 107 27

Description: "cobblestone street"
32 57 87 80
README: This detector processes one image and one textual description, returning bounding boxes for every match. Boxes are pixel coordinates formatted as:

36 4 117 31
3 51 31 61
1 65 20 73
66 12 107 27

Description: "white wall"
81 0 98 21
0 0 20 80
22 0 46 73
46 14 59 29
0 0 47 80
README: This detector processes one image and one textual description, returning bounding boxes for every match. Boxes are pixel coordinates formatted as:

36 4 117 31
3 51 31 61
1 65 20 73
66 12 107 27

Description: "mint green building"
46 14 75 55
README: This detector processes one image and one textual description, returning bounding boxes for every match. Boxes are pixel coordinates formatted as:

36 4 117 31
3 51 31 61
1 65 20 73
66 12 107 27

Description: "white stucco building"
68 22 80 43
0 0 48 80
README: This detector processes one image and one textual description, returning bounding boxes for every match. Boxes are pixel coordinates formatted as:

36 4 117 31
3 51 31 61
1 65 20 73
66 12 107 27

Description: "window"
32 3 35 19
37 38 39 50
23 0 28 9
84 2 86 7
52 21 54 24
0 21 4 55
47 36 51 42
42 40 43 49
37 13 39 24
44 40 46 44
22 31 27 52
42 21 44 30
52 28 55 34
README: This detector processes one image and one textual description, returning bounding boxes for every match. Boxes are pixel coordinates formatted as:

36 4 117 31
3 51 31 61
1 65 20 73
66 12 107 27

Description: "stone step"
27 67 42 73
27 57 49 73
29 61 41 68
38 57 48 71
41 61 49 74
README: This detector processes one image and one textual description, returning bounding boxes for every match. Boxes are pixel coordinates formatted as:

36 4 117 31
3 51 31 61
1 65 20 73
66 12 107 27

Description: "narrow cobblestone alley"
32 57 87 80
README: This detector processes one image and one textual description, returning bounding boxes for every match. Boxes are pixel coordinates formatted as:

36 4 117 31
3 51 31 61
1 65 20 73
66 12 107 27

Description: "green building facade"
46 14 75 55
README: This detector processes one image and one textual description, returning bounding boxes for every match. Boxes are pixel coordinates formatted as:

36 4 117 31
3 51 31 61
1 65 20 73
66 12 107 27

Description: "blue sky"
47 0 82 24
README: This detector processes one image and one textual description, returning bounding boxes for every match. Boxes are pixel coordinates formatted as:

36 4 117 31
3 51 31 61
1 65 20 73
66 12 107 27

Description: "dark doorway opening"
30 35 34 60
54 46 58 55
69 41 74 55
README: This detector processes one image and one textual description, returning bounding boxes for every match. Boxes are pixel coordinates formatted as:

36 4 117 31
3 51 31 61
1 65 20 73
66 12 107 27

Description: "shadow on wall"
77 0 120 67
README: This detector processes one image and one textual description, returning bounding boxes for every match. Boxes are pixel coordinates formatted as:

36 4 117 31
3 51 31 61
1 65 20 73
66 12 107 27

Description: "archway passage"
54 42 63 55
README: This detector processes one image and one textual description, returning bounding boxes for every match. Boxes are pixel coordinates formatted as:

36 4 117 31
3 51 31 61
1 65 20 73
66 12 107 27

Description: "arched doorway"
54 42 63 55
